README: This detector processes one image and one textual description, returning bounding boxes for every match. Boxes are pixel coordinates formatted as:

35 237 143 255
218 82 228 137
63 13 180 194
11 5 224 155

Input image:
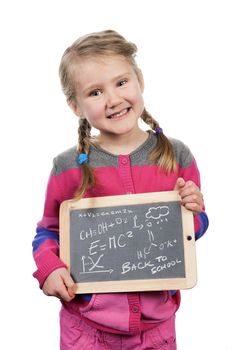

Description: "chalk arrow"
80 269 114 274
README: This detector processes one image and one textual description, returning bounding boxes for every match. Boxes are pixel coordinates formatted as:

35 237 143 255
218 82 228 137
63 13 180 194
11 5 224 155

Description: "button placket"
121 157 128 165
131 305 139 313
118 155 135 194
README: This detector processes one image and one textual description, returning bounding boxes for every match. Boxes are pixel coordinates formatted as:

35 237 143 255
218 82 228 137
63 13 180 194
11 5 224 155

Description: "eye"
89 89 102 97
118 79 127 87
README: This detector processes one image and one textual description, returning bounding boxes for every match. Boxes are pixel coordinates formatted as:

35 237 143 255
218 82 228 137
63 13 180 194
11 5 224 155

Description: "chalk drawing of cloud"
146 206 169 220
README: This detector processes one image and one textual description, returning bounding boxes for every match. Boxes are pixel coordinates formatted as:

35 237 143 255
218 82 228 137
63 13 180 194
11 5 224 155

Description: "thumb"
67 285 77 298
61 270 76 297
174 177 186 191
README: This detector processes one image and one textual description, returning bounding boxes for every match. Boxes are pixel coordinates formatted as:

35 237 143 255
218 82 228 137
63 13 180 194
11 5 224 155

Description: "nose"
106 89 122 109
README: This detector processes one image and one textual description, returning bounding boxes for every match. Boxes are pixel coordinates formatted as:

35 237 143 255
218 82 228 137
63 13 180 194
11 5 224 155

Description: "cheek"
137 92 144 104
127 86 144 103
130 90 144 109
85 102 104 120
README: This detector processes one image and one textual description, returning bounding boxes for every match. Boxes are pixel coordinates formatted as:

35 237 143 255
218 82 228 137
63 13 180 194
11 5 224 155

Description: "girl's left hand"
174 177 204 216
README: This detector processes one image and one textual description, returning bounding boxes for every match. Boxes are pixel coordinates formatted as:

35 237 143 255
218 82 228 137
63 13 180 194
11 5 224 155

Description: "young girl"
33 30 208 350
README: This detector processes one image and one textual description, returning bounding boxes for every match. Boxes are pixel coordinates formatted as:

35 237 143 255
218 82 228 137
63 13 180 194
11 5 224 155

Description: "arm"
174 177 209 239
33 231 75 301
32 166 76 301
173 142 209 239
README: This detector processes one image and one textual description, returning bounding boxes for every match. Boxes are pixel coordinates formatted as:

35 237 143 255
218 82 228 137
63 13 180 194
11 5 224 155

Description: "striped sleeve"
32 167 67 288
194 211 209 240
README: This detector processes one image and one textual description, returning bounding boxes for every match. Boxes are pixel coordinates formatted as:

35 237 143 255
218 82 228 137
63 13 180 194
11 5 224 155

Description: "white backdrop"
1 1 233 349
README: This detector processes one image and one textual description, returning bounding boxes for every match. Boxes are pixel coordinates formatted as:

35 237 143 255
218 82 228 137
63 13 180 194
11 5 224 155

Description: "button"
131 305 139 313
121 158 128 164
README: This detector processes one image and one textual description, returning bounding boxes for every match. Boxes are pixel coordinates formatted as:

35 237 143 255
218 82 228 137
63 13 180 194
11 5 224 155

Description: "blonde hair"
59 30 176 199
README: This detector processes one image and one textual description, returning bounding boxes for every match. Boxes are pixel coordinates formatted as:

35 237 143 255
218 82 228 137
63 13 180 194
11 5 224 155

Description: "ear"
68 100 82 118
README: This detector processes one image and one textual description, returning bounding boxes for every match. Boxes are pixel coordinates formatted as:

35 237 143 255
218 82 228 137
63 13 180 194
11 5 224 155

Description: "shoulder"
51 146 78 175
170 138 194 168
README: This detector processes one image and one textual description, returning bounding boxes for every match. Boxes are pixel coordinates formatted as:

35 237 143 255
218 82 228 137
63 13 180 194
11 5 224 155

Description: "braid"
141 108 158 130
74 118 95 199
78 118 92 154
141 109 177 173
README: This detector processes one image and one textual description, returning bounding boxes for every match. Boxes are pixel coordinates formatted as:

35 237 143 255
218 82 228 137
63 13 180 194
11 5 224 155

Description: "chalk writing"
69 201 185 283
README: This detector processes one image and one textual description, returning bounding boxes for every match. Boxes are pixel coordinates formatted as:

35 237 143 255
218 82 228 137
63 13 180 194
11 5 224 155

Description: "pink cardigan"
32 132 208 334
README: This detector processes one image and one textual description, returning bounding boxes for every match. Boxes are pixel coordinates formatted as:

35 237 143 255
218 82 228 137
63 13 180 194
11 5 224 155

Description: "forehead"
74 55 135 87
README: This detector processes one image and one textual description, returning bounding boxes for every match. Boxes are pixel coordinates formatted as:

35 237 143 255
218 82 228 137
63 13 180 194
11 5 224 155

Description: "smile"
107 108 131 120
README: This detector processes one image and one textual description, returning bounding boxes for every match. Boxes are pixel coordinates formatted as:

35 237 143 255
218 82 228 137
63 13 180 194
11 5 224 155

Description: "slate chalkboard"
60 191 196 293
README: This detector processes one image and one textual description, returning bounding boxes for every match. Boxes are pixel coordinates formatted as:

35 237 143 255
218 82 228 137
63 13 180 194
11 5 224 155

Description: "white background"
1 0 233 349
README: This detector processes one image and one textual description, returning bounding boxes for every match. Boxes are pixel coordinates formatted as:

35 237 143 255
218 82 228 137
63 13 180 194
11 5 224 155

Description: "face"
70 55 145 140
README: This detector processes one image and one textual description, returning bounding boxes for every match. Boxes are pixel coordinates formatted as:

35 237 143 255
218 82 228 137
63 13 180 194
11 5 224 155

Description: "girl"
33 30 208 350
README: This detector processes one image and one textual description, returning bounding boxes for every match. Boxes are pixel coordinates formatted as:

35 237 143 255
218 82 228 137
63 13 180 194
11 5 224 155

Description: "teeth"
110 108 128 119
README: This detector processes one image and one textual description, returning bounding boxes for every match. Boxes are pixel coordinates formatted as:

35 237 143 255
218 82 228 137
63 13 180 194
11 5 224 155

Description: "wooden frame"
60 191 196 293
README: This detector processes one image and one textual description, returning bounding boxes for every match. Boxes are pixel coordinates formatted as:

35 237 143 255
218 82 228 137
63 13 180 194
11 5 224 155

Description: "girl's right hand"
42 267 76 302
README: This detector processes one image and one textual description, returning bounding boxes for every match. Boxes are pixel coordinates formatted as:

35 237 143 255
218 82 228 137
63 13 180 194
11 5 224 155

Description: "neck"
96 129 149 155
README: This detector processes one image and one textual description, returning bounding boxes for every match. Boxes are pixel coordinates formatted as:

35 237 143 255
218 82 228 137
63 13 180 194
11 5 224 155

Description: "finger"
68 285 77 297
42 285 57 297
57 290 74 302
179 183 200 199
180 191 201 202
61 271 76 298
55 283 75 302
183 202 202 215
174 177 186 191
180 192 203 214
180 187 203 204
